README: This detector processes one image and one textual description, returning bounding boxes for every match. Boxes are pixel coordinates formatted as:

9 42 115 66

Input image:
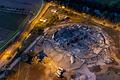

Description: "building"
32 23 118 80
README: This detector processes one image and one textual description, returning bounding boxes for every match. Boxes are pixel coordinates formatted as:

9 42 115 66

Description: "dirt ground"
6 62 67 80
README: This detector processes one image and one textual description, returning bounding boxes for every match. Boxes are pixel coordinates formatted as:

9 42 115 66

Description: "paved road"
0 1 119 78
0 0 44 69
0 2 118 80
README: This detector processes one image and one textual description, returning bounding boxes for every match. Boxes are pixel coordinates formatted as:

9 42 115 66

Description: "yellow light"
61 6 65 9
48 62 52 66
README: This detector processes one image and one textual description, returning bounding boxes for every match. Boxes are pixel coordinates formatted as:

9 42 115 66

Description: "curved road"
0 0 44 69
0 1 119 74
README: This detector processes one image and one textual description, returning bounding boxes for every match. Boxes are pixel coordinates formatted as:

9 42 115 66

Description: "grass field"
95 0 120 8
0 11 27 50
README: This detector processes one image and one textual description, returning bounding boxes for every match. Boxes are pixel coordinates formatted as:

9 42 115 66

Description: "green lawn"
95 0 120 8
0 11 27 50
